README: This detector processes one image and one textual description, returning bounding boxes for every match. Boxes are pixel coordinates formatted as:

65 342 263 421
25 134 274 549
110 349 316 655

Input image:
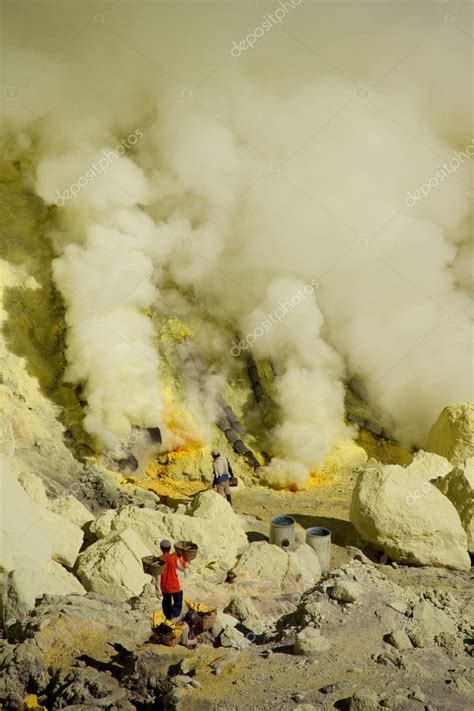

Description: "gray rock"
450 675 472 695
350 689 380 710
172 675 192 687
328 581 361 603
410 600 456 647
294 627 331 656
291 692 305 701
224 596 264 634
375 650 403 668
387 600 408 615
220 624 247 650
385 629 412 651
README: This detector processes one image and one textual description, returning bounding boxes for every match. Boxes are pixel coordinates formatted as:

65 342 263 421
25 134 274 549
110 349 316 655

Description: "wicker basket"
142 556 165 576
175 541 199 562
199 611 216 631
154 632 180 647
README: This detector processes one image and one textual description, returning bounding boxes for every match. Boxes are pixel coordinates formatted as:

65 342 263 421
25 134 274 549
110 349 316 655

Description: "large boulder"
1 460 54 571
231 542 289 587
17 470 94 527
16 470 50 507
75 528 152 601
350 460 470 571
48 495 94 528
231 541 322 592
427 402 474 465
3 467 84 569
224 596 264 634
285 544 322 591
435 459 474 553
40 509 84 568
2 561 86 629
405 451 452 484
90 490 248 573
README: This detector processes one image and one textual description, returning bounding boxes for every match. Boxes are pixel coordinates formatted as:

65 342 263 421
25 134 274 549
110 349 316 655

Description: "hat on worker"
211 448 220 457
160 539 171 549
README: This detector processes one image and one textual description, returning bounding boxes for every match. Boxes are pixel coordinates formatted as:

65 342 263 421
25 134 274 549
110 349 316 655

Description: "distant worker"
158 539 186 620
211 449 233 506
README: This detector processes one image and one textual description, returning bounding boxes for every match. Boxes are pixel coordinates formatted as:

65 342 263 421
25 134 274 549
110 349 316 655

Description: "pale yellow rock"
75 528 151 601
284 543 322 592
350 460 470 571
13 473 84 567
0 416 15 456
15 471 88 559
16 471 49 507
322 438 368 477
435 459 474 553
427 402 474 465
1 458 54 572
48 495 94 527
41 508 84 568
232 541 289 587
90 490 248 572
405 451 452 484
3 560 86 627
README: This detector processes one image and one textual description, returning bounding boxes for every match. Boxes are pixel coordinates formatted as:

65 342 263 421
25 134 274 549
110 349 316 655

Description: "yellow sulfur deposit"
304 439 367 489
185 600 217 615
160 317 195 342
357 430 412 466
151 611 184 639
23 695 47 710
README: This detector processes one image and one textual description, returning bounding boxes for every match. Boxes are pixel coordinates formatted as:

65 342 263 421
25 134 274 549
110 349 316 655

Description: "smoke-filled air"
2 0 472 489
2 2 474 708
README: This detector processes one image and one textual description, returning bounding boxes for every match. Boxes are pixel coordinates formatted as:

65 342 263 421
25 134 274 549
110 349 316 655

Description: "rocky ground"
1 555 473 710
1 446 473 710
1 176 473 709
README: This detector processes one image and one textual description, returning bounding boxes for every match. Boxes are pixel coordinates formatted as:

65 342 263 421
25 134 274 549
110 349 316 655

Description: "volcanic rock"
349 689 380 711
2 560 86 630
90 490 248 573
75 528 151 601
427 402 474 465
434 458 474 552
328 581 361 603
350 459 470 570
224 596 264 634
384 629 412 650
294 627 331 655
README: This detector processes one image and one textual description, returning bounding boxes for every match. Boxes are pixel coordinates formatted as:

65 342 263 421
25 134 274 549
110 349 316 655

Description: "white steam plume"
2 1 472 485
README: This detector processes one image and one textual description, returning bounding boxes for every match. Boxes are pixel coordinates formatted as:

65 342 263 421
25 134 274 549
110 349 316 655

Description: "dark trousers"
162 590 183 619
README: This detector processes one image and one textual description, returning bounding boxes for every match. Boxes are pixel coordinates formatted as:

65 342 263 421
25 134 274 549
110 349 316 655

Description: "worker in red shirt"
158 539 186 619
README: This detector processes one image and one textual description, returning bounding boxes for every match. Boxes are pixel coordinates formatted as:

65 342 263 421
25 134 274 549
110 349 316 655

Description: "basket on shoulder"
174 540 199 562
141 556 166 576
142 541 198 576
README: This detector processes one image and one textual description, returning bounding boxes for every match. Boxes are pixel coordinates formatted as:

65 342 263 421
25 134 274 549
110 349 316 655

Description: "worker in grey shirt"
211 449 233 506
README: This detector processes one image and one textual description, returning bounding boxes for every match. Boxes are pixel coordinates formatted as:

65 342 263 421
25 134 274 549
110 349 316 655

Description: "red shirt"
159 552 186 593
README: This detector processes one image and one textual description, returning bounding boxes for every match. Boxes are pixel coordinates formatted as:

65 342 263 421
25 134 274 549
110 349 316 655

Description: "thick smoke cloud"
2 0 472 486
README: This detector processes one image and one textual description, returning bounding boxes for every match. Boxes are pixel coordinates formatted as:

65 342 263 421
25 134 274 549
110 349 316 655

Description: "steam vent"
1 1 473 709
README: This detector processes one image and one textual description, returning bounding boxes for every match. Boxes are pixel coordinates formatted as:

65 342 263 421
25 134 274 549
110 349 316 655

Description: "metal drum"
269 515 296 548
305 527 331 573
